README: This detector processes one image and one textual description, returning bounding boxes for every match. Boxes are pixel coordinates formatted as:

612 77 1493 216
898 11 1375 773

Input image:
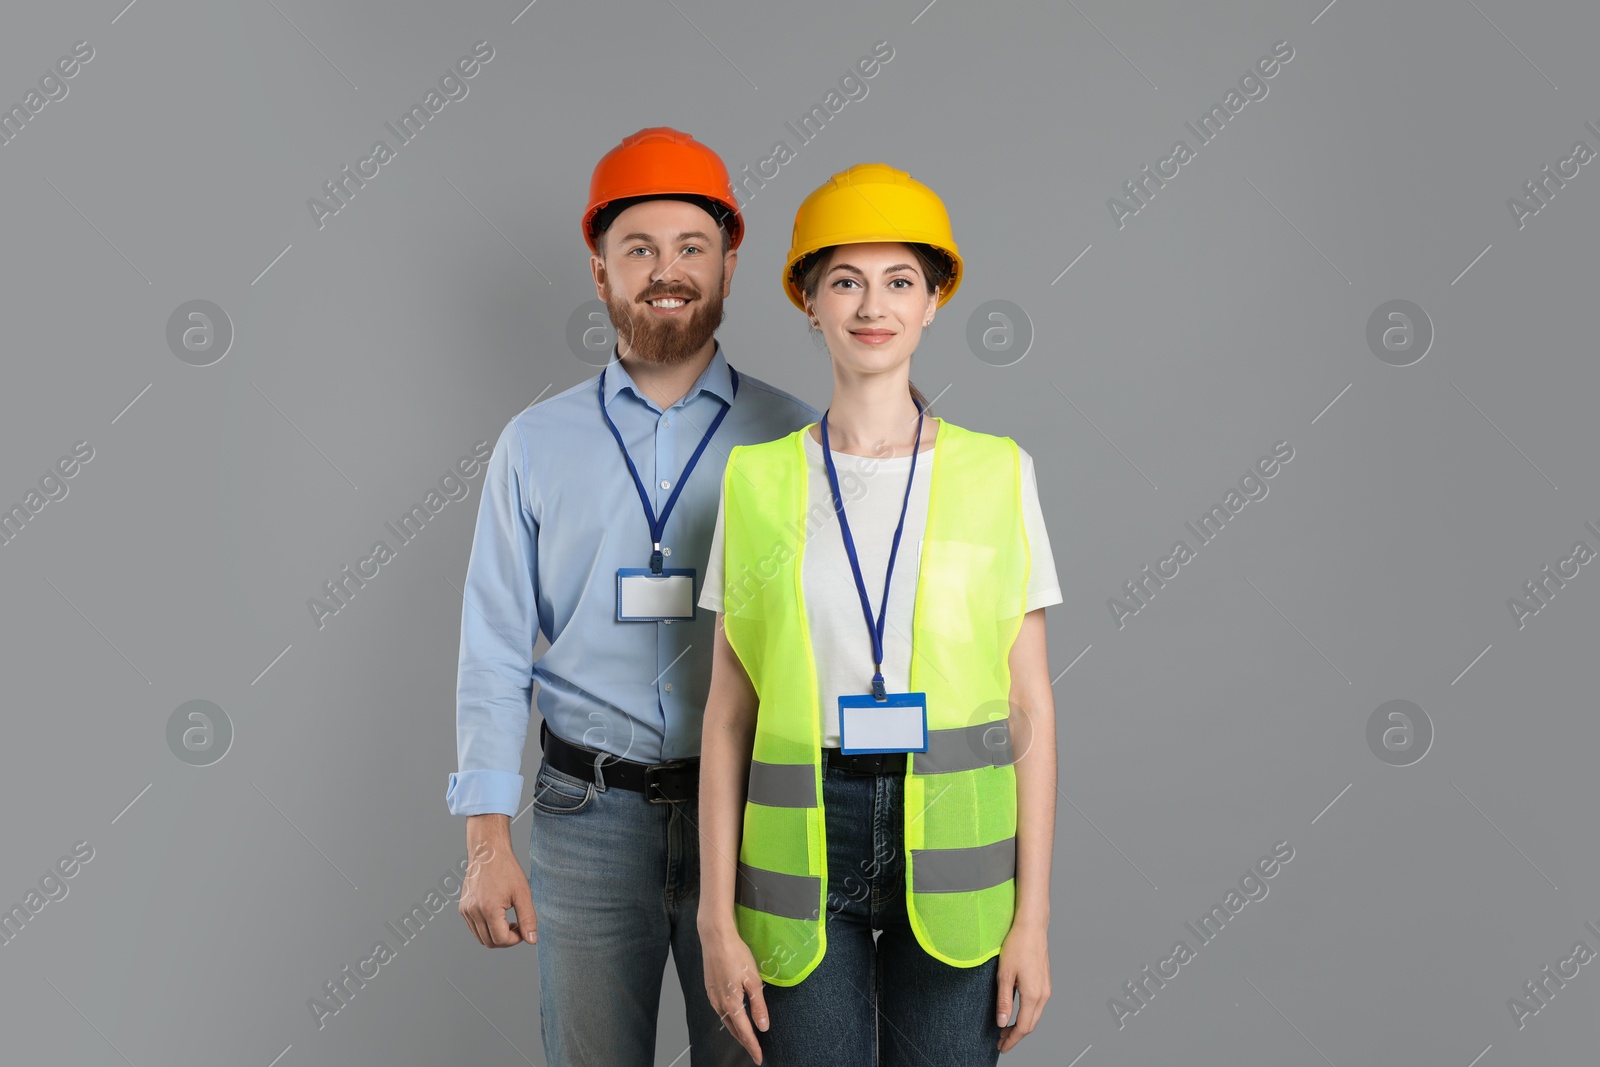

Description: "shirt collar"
603 341 735 410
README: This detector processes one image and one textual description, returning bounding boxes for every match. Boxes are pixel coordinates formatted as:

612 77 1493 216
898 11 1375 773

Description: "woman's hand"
700 917 770 1064
996 919 1051 1053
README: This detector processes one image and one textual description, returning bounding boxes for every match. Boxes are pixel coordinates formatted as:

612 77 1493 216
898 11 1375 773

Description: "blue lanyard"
819 399 925 701
599 362 740 573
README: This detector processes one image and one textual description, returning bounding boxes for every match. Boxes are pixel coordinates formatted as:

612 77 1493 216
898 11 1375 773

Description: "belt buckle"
645 761 695 804
864 751 901 774
838 750 891 774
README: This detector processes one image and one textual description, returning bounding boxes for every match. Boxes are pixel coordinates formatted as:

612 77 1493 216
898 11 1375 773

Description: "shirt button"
664 682 673 692
662 546 671 556
660 479 671 489
663 417 670 427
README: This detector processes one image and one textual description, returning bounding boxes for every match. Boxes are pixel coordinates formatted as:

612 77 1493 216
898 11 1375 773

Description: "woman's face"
805 242 938 382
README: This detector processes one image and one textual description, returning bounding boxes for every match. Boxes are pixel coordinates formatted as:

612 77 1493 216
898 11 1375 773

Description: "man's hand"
458 814 536 947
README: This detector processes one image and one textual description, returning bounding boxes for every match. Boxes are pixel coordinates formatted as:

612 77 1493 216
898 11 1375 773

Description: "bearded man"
447 127 818 1067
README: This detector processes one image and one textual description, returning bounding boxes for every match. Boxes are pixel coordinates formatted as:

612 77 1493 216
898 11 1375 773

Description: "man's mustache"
636 287 698 302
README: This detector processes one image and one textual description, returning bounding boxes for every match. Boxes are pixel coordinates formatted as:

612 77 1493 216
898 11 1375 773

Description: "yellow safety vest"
720 417 1030 986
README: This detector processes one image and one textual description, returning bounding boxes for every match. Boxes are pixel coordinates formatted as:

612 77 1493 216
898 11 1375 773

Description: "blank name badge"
838 692 929 754
616 568 697 621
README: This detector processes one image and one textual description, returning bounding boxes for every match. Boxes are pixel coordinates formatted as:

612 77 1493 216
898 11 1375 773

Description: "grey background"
2 0 1597 1064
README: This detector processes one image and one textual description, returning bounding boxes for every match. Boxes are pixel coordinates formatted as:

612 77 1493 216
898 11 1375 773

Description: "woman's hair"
794 242 956 412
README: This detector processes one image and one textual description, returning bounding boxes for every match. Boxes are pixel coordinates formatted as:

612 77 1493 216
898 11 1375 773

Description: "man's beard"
605 276 726 366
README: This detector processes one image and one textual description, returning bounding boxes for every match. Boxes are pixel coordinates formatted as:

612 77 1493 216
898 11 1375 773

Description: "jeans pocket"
531 760 595 815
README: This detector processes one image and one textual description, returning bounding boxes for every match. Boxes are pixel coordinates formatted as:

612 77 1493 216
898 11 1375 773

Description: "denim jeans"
753 747 1004 1067
527 752 747 1067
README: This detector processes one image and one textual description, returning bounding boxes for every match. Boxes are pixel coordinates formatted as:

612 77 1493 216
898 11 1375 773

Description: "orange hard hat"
582 127 745 254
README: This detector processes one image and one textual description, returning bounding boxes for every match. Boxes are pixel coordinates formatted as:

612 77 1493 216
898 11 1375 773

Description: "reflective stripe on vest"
912 837 1017 893
916 720 1015 774
736 862 820 920
722 418 1030 986
747 721 1011 809
747 760 817 807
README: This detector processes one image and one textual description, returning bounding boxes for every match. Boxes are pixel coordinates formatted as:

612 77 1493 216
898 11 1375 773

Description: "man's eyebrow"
616 230 715 244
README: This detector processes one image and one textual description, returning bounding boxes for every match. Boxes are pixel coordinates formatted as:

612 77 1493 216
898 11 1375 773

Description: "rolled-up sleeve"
447 419 539 816
696 486 727 614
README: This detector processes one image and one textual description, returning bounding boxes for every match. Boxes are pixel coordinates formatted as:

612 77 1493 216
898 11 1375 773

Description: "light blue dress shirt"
447 342 820 817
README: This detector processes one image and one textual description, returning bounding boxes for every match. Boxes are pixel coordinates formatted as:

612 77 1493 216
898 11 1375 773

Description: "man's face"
591 199 737 366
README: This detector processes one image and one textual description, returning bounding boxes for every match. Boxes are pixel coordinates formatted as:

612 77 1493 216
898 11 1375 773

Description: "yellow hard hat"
781 163 963 313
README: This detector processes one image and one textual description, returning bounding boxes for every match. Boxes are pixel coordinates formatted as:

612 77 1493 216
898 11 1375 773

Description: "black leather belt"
823 747 907 776
539 720 699 803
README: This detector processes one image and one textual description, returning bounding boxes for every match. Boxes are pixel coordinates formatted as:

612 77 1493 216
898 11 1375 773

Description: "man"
448 127 820 1066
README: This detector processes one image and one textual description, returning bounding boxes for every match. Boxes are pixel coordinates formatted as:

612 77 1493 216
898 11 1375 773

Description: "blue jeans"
753 748 1004 1066
527 752 747 1067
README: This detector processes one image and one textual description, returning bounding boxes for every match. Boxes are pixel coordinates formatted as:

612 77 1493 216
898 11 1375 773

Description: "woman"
695 163 1060 1065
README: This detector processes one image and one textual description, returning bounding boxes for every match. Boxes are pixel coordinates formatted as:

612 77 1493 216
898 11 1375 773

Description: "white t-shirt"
698 428 1061 747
